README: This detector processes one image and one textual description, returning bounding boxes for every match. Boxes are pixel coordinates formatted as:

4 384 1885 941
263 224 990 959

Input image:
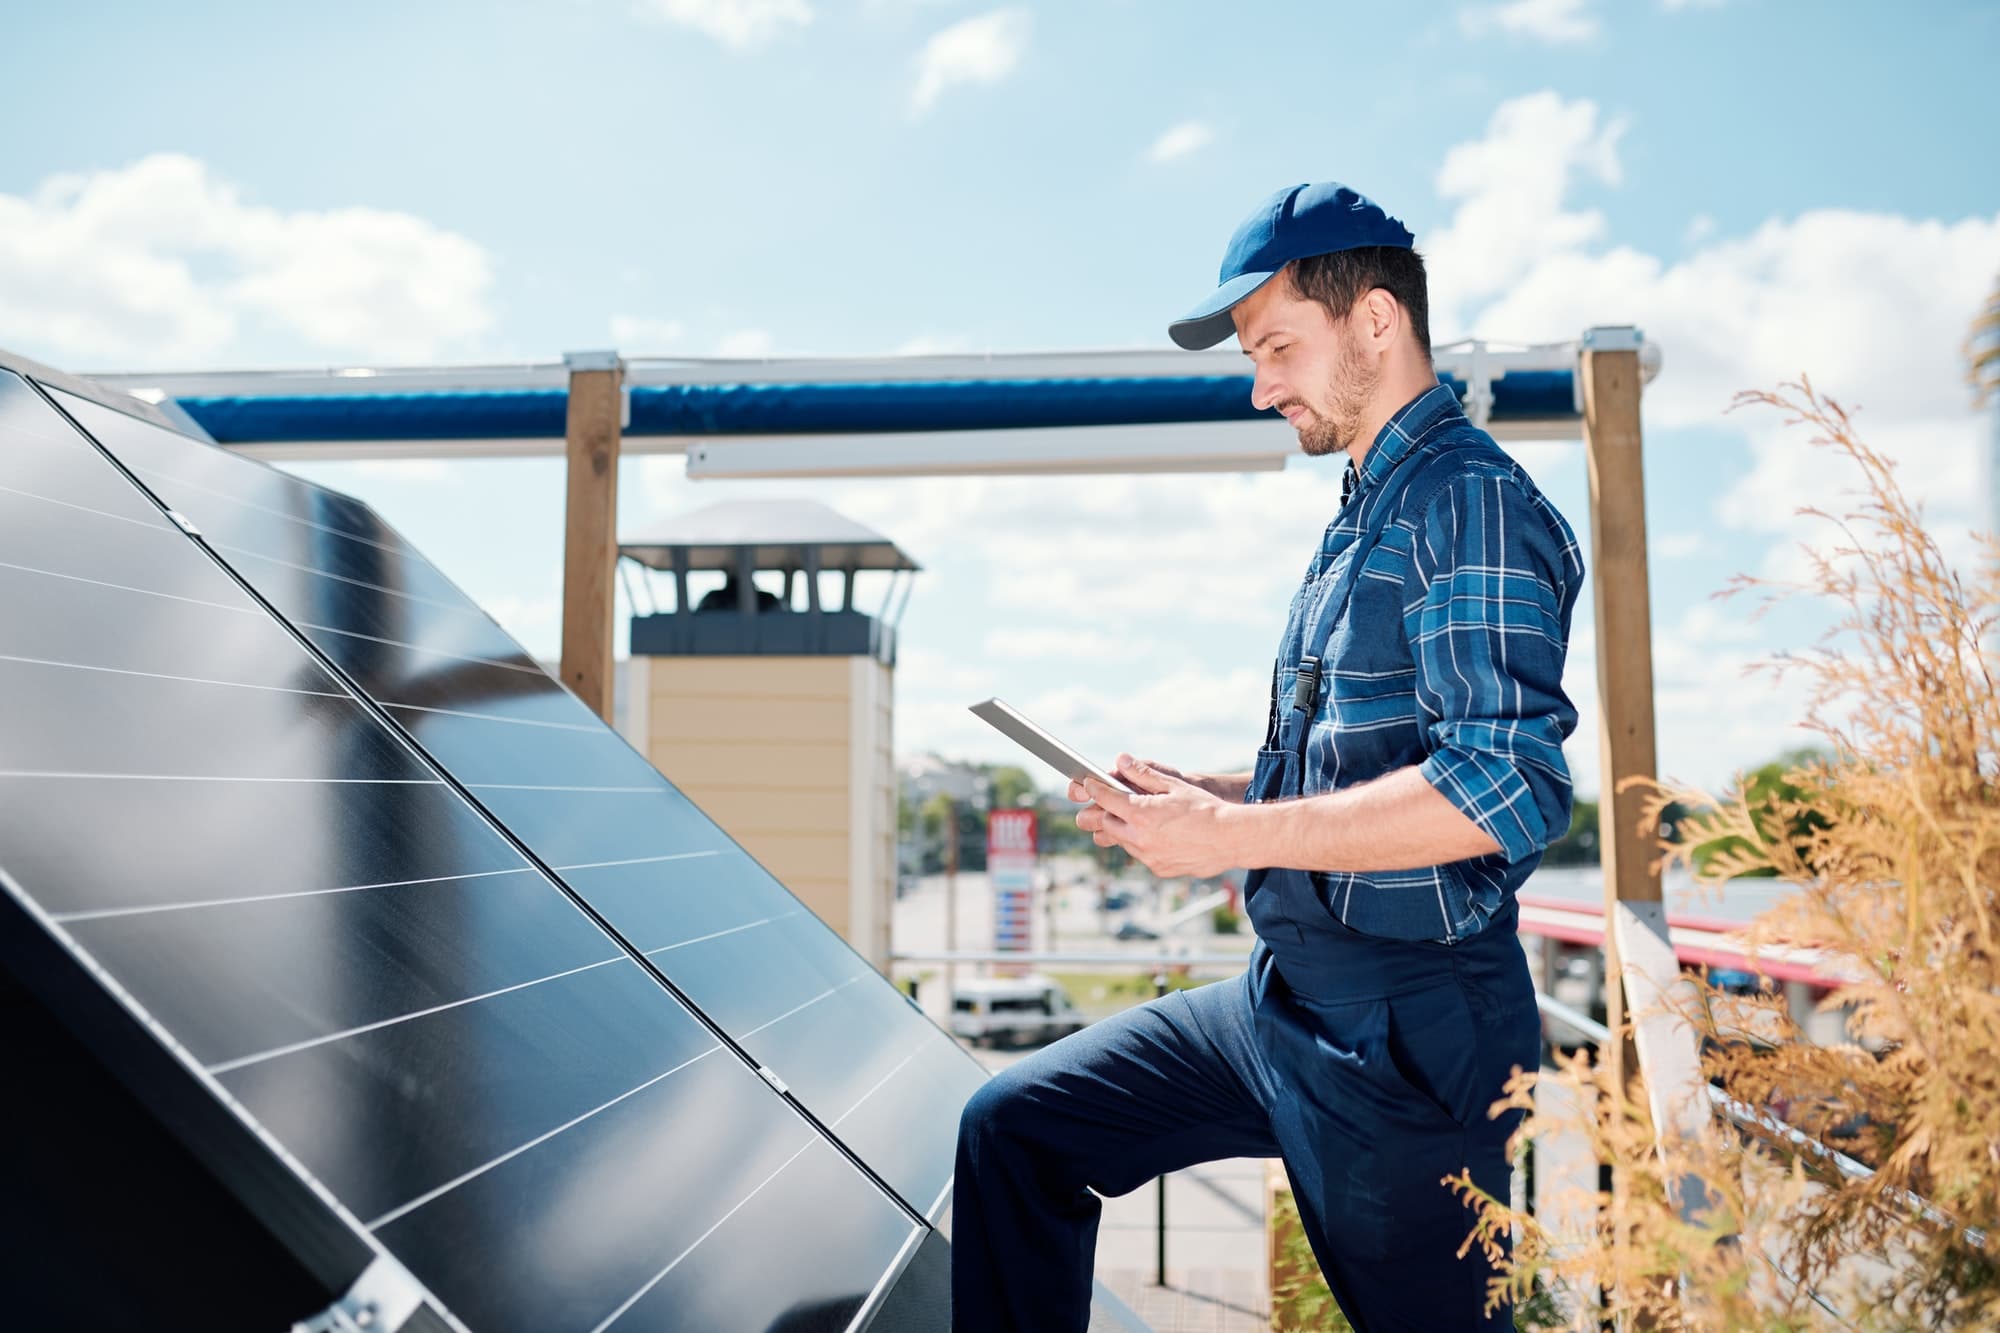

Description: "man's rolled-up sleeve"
1403 469 1580 865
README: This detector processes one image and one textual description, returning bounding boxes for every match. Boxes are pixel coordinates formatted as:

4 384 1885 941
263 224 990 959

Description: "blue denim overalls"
953 439 1541 1333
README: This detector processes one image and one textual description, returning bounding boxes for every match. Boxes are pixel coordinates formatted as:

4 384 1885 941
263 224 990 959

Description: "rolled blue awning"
172 370 1581 445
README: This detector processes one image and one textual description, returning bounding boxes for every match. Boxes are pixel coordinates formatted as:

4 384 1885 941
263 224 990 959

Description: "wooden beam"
559 354 623 722
1581 340 1662 1087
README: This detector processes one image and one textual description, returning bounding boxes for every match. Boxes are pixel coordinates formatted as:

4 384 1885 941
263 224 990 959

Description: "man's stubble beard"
1295 325 1379 458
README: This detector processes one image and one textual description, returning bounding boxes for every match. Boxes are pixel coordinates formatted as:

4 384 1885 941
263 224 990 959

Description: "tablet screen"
968 698 1143 795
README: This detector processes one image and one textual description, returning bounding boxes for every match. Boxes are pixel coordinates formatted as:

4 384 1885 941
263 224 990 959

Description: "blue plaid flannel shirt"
1275 380 1584 942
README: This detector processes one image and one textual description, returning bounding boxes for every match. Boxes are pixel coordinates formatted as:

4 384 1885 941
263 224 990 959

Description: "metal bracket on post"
1577 326 1651 414
291 1256 429 1333
1460 338 1495 430
563 349 631 427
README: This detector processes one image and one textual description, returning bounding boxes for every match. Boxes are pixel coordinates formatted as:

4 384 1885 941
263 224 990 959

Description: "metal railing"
891 949 1250 1288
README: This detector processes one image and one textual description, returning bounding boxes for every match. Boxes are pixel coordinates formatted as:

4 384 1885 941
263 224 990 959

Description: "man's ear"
1363 287 1399 347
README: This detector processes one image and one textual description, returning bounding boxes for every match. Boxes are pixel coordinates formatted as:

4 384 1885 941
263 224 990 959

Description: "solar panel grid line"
551 850 723 872
0 864 473 1333
0 477 176 529
583 1135 822 1333
360 1042 727 1232
121 455 391 547
741 973 873 1039
0 555 269 615
831 1043 928 1129
640 909 811 956
0 770 444 784
207 539 502 617
286 618 549 674
15 373 932 1327
114 452 553 662
48 866 543 923
0 651 353 702
383 701 608 732
465 783 666 793
203 954 632 1076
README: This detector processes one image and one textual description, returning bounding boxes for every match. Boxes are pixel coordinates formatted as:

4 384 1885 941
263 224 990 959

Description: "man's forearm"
1196 771 1253 803
1222 766 1502 873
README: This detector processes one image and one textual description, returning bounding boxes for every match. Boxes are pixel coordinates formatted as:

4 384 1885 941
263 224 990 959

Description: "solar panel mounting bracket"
289 1256 429 1333
165 508 201 537
756 1064 790 1095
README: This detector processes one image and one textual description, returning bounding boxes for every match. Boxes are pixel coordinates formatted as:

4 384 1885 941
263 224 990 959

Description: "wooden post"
1582 329 1662 1313
559 351 624 722
1580 329 1662 1090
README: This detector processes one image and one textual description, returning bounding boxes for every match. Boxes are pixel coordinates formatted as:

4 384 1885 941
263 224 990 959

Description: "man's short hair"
1284 246 1432 360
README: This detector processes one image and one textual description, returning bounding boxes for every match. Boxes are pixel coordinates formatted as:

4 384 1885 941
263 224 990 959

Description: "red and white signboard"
987 809 1039 973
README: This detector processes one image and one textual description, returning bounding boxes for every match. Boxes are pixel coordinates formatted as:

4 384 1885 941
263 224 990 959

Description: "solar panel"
50 387 989 1223
0 369 926 1331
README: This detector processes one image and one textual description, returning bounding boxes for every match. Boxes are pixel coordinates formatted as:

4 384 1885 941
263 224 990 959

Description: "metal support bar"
290 1256 428 1333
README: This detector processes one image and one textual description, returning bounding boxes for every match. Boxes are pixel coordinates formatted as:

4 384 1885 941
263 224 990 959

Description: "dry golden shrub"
1455 380 2000 1330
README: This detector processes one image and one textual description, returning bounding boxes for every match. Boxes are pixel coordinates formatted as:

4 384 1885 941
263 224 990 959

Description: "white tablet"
968 698 1144 795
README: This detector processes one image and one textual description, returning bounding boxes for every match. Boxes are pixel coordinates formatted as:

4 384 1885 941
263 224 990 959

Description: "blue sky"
3 0 1996 798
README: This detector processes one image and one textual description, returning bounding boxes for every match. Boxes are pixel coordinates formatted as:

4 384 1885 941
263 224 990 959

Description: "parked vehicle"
950 975 1088 1048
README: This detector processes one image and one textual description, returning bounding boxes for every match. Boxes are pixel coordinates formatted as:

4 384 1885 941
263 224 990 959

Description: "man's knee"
957 1068 1031 1154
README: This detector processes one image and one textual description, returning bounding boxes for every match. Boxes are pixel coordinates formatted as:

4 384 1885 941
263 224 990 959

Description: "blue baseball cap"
1168 182 1415 351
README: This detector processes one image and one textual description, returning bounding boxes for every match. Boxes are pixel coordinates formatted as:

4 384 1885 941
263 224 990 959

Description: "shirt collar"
1341 379 1462 504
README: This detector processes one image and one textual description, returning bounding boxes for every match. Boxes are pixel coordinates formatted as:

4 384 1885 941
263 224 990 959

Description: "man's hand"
1071 755 1243 878
1066 760 1246 804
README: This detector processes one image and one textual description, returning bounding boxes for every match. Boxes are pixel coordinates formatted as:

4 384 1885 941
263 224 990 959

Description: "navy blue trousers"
951 921 1538 1332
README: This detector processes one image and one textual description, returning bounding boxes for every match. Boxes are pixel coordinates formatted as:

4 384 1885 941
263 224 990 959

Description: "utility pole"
943 797 959 1023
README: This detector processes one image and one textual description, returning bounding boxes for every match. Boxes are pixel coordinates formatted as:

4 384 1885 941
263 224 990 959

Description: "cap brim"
1166 269 1277 350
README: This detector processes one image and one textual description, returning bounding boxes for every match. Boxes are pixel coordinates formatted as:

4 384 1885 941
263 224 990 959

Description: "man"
952 182 1583 1331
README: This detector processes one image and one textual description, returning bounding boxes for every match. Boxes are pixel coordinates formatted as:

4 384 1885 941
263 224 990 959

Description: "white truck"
949 975 1088 1049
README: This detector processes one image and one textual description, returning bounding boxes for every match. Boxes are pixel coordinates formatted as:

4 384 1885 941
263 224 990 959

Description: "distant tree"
918 792 954 842
1540 798 1600 866
1688 745 1833 878
987 764 1039 812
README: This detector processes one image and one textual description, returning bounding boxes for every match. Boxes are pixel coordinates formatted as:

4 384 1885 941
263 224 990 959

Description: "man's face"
1232 274 1380 457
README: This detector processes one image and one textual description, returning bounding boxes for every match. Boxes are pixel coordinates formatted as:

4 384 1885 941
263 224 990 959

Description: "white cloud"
1717 415 1989 582
1683 213 1716 246
910 8 1032 117
716 328 777 357
0 153 494 368
1458 0 1599 45
1145 121 1216 165
1424 92 1627 316
983 627 1135 661
1421 89 2000 789
639 0 812 49
1427 92 2000 434
610 314 686 347
1655 531 1705 560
